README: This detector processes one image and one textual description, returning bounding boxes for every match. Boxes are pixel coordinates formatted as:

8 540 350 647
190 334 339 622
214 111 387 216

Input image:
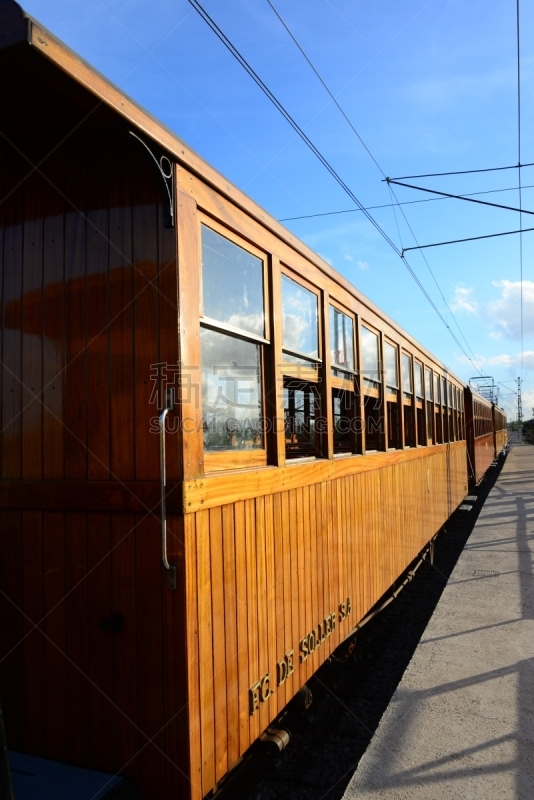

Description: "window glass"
330 307 355 372
284 379 321 458
402 353 413 393
361 326 380 382
434 374 440 403
282 275 318 359
448 382 453 406
415 363 423 398
201 225 264 337
201 327 263 451
442 377 447 406
385 342 398 389
424 368 433 400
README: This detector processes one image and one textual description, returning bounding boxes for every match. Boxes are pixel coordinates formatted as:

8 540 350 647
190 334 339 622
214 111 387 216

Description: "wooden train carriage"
493 405 508 456
0 3 469 798
465 388 495 488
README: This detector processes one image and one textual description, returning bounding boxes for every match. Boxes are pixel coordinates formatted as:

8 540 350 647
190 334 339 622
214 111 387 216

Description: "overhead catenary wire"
401 225 534 256
187 0 486 375
389 161 534 180
279 182 534 221
386 178 534 216
264 0 486 374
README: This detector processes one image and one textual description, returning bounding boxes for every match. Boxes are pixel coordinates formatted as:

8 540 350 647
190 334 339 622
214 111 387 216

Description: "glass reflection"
201 327 263 451
330 307 354 372
201 225 264 337
402 353 412 393
361 326 379 383
282 275 318 359
415 363 423 398
385 342 398 389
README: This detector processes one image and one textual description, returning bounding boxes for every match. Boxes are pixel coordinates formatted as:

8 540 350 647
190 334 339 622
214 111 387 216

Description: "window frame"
199 215 271 472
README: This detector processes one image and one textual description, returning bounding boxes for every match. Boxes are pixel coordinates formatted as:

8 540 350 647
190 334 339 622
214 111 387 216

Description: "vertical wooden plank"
65 512 90 765
109 132 134 481
209 506 228 782
43 512 67 761
264 495 276 722
184 513 203 800
21 143 43 481
272 492 286 714
87 513 114 772
255 496 269 733
281 490 294 702
245 498 259 743
0 511 24 748
233 500 249 756
42 143 65 480
196 508 215 794
2 144 23 480
111 513 139 786
136 515 166 799
321 290 334 460
86 132 110 480
22 511 45 753
222 504 239 769
162 513 191 800
133 156 159 482
64 133 87 480
176 188 203 480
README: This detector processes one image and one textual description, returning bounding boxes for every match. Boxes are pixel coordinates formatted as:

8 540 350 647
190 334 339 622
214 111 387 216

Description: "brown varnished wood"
0 479 180 512
176 189 203 480
183 440 467 513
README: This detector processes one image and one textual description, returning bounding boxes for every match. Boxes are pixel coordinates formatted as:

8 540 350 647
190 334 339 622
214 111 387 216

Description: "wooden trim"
176 189 203 479
269 256 285 467
0 480 181 513
182 440 467 514
330 374 355 391
204 450 267 473
321 289 333 460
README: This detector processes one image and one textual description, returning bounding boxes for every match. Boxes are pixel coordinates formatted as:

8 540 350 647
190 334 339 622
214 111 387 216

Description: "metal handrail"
159 405 177 590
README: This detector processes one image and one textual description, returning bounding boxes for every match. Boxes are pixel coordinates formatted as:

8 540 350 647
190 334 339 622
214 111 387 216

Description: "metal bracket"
129 131 174 227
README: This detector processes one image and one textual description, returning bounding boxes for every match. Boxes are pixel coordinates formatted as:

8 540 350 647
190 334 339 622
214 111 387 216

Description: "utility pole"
517 377 522 442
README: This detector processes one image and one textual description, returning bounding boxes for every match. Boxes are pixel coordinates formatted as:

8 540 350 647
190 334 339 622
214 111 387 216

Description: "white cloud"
357 260 370 271
486 280 534 340
344 254 353 262
451 283 478 314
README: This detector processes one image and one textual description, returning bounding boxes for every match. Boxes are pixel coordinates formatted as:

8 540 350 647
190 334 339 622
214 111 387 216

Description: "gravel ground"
226 457 504 800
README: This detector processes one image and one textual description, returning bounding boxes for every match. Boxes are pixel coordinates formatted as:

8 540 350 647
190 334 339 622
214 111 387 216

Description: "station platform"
343 444 534 800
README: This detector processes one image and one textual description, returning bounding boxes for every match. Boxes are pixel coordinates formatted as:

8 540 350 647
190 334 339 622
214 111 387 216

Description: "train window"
385 343 398 391
442 376 449 441
361 326 380 387
284 379 321 459
200 225 268 467
201 328 263 452
330 307 355 374
201 225 265 337
415 361 424 445
282 275 319 364
402 353 413 397
402 352 414 447
424 368 434 443
385 342 400 449
434 374 442 444
448 382 455 440
333 389 357 454
330 306 358 455
415 363 423 399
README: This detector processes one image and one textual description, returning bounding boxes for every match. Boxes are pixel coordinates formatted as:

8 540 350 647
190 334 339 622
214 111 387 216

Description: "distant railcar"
465 388 505 488
0 3 504 799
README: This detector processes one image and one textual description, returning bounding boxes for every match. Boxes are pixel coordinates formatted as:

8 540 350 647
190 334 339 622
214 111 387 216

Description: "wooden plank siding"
186 443 467 798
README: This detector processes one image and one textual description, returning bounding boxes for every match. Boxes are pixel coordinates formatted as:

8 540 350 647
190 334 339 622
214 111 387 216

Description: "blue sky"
23 0 534 418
